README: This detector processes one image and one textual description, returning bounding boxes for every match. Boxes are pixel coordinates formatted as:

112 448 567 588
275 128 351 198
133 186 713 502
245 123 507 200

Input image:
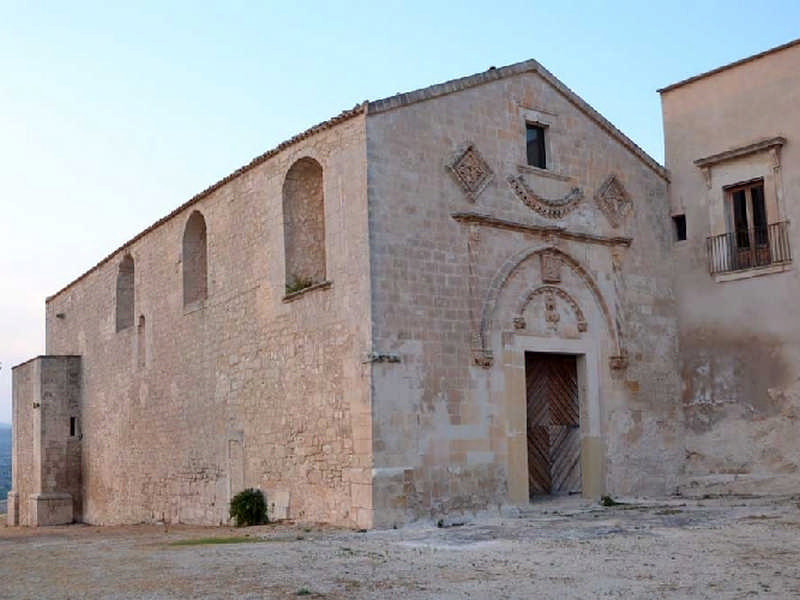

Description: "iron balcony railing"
706 221 792 275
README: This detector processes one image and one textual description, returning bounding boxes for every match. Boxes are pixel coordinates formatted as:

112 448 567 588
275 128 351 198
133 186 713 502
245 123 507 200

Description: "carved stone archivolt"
514 285 588 333
474 246 626 369
507 175 583 219
448 143 494 201
595 175 632 228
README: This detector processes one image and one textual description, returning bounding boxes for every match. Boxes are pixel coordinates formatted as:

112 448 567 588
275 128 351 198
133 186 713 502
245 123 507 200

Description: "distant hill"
0 423 10 501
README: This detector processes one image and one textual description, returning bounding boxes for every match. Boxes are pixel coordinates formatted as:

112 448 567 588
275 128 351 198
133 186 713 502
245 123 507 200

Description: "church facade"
8 39 799 528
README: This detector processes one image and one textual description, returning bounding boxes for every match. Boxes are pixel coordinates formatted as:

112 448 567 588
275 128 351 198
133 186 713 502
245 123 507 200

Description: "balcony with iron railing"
706 221 792 275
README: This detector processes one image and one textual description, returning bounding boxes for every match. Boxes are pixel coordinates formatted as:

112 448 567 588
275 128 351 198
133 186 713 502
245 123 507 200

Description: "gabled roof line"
367 59 667 179
48 57 666 303
47 104 367 302
658 37 800 94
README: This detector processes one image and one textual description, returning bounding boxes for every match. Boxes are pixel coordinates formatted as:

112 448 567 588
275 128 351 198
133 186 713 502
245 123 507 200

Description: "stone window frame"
517 108 569 182
695 136 791 281
695 136 786 227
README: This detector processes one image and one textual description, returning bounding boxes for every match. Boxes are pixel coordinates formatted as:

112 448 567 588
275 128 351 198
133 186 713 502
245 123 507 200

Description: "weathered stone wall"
366 65 681 526
9 359 35 526
662 41 800 496
44 114 374 528
9 356 81 526
39 356 82 517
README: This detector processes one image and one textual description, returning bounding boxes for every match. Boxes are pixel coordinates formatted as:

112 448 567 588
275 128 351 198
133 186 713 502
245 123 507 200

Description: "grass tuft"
168 536 264 547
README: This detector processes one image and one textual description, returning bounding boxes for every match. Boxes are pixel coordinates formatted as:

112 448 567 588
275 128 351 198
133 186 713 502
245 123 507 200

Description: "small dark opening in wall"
526 123 546 169
673 214 687 241
70 417 77 437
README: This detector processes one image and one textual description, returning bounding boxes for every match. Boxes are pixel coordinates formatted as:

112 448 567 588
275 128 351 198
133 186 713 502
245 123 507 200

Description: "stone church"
8 38 800 529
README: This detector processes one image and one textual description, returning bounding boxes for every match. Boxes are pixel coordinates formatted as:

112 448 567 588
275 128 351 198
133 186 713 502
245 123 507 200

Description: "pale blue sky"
1 1 798 422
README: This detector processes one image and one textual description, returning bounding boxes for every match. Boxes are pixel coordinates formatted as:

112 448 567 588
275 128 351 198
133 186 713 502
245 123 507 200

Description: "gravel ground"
2 495 800 599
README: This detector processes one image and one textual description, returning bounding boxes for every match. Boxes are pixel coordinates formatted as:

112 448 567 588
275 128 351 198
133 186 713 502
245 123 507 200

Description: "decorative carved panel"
540 251 561 283
472 348 494 368
543 293 560 330
507 175 583 219
516 285 588 334
448 144 494 202
595 175 632 228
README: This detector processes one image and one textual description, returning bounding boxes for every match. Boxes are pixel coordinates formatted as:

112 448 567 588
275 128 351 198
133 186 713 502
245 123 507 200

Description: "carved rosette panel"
448 144 494 201
507 175 583 219
595 175 632 228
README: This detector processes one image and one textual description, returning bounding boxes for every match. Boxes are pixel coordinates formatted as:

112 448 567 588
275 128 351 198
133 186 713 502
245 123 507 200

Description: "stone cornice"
693 137 786 169
451 212 633 247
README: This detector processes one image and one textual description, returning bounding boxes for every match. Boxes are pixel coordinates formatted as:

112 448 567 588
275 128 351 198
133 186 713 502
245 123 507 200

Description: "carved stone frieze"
448 144 494 202
595 175 632 228
506 175 583 219
476 246 626 370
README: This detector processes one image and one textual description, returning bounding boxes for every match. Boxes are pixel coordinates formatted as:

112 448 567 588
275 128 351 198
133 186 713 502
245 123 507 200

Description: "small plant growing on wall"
285 274 314 295
229 488 268 526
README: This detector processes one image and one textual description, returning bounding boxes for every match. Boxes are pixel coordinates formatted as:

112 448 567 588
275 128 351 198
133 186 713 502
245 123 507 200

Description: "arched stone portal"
480 245 617 504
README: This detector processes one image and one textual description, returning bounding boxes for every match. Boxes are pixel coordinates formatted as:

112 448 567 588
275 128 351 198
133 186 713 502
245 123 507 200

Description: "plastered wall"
662 42 800 496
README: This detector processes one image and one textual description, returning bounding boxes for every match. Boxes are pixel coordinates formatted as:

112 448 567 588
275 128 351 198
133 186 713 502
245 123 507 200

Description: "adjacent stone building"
9 40 796 528
662 38 800 497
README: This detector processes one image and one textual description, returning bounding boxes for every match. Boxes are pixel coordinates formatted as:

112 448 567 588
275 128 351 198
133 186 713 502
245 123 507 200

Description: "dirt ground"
2 495 799 599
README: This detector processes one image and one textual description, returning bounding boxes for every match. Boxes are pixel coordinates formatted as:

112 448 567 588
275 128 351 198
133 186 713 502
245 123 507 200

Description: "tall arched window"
282 157 325 293
115 254 135 331
183 210 208 306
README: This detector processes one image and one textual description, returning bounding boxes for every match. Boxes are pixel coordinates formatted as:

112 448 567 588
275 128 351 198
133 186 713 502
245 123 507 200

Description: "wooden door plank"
526 352 581 498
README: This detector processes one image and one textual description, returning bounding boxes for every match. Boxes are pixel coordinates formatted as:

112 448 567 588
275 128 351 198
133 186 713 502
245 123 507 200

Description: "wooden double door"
525 352 581 497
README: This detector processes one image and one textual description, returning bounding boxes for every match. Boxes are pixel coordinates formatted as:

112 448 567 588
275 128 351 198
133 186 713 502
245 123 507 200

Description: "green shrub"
600 495 625 507
229 488 268 526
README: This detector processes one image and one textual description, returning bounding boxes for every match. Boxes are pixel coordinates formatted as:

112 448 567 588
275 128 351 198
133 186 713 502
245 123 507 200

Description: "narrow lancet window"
183 211 208 305
115 254 134 331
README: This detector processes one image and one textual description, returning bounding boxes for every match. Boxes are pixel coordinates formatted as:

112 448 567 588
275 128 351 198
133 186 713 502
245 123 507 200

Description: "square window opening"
526 123 547 169
672 214 687 241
